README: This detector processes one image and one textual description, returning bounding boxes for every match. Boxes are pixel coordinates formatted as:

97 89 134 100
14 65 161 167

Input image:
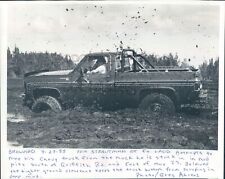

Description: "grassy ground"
7 78 218 149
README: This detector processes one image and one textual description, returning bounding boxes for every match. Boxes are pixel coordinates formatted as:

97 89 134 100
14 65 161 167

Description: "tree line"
144 53 219 82
7 47 74 78
198 58 219 82
7 47 219 82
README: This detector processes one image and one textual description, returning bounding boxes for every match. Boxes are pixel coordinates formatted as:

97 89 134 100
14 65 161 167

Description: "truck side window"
87 56 109 74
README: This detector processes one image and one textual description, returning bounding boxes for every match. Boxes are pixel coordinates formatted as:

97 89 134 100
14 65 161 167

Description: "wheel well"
33 88 61 100
139 88 178 106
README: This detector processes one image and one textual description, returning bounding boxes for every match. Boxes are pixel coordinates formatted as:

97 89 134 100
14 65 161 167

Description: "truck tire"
32 96 62 113
139 93 175 114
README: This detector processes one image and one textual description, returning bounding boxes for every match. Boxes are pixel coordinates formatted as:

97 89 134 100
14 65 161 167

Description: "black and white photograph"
5 1 221 150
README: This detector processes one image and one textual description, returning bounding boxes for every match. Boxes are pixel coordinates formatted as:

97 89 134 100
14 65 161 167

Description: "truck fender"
32 87 62 100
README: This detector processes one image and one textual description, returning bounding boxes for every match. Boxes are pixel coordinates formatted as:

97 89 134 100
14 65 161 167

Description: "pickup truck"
22 49 203 114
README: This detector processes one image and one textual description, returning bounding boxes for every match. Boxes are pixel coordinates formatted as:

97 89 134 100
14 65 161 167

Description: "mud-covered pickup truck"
22 49 203 114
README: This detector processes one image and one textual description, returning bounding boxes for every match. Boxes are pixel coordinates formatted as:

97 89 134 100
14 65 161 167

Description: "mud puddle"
7 113 29 123
7 141 24 148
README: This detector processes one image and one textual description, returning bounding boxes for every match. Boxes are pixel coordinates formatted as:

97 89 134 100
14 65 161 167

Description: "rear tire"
139 93 175 114
32 96 62 113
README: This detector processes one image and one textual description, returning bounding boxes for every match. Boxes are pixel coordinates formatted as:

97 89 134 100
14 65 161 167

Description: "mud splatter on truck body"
22 49 203 114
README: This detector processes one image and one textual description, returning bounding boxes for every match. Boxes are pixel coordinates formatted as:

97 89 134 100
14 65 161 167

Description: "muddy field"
7 78 218 149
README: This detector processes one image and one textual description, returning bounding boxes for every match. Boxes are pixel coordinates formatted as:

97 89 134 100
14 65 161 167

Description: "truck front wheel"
139 93 175 114
32 96 62 113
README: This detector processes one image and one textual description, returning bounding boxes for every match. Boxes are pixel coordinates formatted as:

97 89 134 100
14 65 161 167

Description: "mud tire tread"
32 96 62 113
139 93 175 114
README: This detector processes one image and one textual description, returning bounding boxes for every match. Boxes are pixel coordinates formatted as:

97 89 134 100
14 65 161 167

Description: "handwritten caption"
8 149 217 179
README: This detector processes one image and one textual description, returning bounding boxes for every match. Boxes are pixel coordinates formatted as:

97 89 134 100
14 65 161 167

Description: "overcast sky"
7 2 221 67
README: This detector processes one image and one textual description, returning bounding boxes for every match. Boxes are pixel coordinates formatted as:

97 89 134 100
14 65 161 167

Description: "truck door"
75 54 115 108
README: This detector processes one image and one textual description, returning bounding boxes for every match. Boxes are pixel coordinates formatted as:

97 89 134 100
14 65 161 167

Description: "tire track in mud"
7 108 218 149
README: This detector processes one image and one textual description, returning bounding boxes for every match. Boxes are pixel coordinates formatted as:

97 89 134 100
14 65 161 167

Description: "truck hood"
24 69 73 77
34 70 73 76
